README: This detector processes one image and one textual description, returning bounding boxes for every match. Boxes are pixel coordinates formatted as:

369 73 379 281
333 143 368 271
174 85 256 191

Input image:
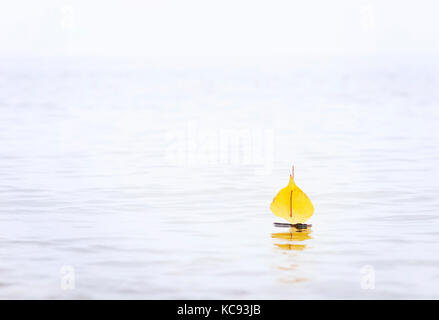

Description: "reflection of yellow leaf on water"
272 229 312 242
275 243 306 251
270 166 314 224
277 264 298 271
279 277 308 284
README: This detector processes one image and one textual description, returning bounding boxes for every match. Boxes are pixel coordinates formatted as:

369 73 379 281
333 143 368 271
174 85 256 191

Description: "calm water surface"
0 57 438 299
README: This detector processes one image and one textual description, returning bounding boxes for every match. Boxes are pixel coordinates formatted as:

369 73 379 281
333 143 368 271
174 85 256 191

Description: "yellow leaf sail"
270 166 314 223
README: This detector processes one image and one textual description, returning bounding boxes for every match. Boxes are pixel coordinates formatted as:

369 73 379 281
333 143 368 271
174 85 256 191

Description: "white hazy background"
2 0 439 57
0 0 438 299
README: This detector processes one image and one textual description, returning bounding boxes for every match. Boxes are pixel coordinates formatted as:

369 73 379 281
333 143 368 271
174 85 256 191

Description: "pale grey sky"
0 0 438 57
